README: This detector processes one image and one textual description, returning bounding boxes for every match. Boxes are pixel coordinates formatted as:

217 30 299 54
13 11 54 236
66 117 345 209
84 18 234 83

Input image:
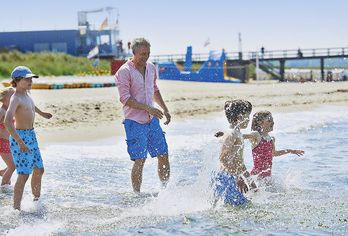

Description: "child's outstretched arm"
243 132 261 149
35 106 52 119
272 137 305 157
243 133 253 140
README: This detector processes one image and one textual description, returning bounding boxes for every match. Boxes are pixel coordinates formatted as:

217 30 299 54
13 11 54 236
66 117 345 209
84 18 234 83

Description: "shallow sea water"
0 105 347 235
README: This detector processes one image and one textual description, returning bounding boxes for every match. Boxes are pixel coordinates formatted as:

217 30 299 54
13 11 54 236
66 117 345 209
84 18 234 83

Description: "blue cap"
11 66 39 79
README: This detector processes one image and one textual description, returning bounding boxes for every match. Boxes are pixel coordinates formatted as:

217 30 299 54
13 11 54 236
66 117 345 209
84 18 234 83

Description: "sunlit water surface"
0 105 347 235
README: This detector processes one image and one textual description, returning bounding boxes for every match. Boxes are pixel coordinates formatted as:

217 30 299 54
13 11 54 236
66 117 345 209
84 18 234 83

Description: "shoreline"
36 102 348 146
24 80 348 145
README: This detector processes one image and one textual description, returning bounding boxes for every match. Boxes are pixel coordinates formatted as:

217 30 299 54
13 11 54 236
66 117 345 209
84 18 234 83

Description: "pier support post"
320 57 325 82
279 59 285 82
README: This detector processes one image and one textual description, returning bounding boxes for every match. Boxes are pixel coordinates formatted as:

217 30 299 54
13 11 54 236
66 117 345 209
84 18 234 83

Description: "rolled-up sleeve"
115 68 131 105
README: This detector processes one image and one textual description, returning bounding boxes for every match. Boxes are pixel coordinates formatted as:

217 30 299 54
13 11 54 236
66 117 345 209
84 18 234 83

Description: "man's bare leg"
31 168 44 200
13 174 29 210
131 159 146 192
157 155 170 187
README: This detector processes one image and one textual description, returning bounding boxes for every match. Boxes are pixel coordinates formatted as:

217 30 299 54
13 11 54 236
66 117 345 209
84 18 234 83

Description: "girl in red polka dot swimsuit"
244 111 304 183
0 87 15 187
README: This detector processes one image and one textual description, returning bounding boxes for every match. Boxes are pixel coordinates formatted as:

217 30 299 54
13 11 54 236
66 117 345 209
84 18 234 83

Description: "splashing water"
0 105 347 235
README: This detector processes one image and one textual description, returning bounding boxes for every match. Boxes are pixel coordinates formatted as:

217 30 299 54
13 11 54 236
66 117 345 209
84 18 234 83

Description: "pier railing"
150 47 348 62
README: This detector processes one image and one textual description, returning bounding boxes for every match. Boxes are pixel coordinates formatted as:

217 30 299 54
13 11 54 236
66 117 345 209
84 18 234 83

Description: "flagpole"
256 50 259 81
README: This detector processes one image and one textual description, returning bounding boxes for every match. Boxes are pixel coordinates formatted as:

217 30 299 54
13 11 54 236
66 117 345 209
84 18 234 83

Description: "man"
115 38 171 193
5 66 52 209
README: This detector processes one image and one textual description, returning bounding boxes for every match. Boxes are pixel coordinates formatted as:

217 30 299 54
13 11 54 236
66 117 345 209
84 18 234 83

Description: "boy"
212 99 255 206
5 66 52 210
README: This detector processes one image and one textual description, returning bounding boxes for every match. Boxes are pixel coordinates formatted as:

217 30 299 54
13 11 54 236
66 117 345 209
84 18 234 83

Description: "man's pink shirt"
115 60 159 124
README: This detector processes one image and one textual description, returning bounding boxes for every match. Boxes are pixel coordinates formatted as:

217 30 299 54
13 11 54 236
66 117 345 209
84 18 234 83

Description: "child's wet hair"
251 111 272 132
224 99 252 124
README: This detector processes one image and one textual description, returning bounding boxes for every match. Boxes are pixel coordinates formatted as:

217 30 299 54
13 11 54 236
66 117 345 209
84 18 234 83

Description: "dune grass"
0 51 111 79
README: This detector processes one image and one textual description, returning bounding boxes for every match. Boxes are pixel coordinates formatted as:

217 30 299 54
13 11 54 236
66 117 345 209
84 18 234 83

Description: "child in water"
212 100 256 206
244 111 304 181
5 66 52 210
0 87 15 187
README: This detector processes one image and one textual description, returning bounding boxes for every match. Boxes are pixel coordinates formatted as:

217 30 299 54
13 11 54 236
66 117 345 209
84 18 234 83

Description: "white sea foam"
1 105 347 235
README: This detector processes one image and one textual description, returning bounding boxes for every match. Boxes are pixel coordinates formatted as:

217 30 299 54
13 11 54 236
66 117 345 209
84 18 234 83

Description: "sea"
0 105 347 235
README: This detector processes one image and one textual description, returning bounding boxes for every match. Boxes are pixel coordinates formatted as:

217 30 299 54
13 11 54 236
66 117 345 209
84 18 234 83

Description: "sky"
1 0 347 55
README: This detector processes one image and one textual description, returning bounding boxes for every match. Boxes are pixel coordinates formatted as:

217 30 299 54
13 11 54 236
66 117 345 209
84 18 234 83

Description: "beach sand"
28 80 348 144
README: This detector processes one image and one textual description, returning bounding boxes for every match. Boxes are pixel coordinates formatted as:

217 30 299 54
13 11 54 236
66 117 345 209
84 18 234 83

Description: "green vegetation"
191 63 203 72
248 63 256 80
0 51 111 79
175 61 202 72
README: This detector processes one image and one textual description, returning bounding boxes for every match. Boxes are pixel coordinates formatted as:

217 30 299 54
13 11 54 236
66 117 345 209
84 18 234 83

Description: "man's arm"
154 90 171 125
5 97 30 153
115 67 164 120
125 98 164 120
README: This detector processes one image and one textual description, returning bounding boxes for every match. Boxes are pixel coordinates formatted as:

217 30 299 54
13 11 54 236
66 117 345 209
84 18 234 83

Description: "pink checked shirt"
115 60 159 124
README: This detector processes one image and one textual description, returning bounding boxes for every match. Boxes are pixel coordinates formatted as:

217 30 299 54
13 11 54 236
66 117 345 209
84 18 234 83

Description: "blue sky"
1 0 347 55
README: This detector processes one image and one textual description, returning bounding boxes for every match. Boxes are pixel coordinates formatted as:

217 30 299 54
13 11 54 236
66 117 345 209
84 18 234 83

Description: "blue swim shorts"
212 171 247 206
10 129 43 175
123 118 168 161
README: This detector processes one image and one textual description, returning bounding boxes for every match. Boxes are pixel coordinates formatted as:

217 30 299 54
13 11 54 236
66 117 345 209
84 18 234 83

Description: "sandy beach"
1 79 348 235
26 79 348 144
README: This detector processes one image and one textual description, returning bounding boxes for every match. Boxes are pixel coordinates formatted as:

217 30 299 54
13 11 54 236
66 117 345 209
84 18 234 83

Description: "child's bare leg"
131 159 146 192
0 168 7 176
31 168 44 200
1 153 15 185
157 155 170 185
14 174 29 210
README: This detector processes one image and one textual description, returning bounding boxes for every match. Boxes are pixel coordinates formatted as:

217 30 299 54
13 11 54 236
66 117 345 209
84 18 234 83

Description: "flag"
203 38 210 47
87 46 99 59
99 17 108 31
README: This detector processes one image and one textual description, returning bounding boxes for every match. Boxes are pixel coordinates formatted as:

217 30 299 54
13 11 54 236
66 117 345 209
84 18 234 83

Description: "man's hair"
224 99 252 124
131 38 151 54
251 110 272 132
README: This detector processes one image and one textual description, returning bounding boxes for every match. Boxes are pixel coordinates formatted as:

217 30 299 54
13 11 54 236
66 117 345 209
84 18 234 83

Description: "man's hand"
163 111 171 125
147 107 163 120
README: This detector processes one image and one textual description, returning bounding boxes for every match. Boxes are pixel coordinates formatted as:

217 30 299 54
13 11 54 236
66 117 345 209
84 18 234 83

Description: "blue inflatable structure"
157 46 241 83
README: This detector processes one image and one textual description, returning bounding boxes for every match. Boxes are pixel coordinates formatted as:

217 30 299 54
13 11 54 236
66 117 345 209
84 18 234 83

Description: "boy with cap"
5 66 52 210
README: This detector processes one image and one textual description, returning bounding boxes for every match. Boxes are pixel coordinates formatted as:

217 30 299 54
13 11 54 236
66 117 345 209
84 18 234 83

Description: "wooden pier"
151 47 348 81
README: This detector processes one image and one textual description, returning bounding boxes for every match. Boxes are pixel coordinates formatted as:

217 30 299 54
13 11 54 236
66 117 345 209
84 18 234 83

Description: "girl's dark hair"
224 99 252 124
251 111 272 132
